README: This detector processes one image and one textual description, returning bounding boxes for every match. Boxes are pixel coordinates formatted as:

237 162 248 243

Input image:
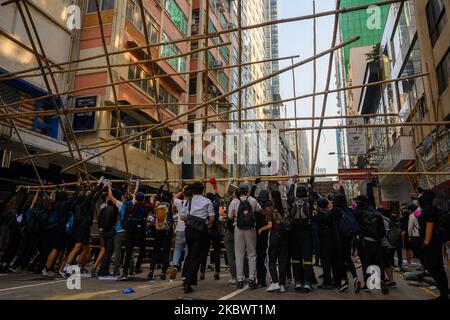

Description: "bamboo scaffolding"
138 0 170 191
237 0 243 179
59 37 361 174
203 0 210 183
0 0 405 80
0 72 427 121
291 58 301 175
311 0 341 176
16 0 88 181
23 171 450 190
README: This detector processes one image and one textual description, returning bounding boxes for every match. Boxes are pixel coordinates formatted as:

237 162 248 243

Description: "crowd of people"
0 175 448 300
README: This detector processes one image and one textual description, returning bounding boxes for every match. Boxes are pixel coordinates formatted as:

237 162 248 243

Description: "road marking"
419 286 439 298
0 279 67 292
218 286 249 300
47 289 120 300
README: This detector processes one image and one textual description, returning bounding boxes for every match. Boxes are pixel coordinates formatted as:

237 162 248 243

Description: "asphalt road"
0 263 442 300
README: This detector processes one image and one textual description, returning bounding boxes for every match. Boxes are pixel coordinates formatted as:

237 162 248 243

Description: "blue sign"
73 96 97 132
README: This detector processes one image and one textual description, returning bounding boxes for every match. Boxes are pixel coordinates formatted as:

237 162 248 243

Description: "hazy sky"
278 0 339 174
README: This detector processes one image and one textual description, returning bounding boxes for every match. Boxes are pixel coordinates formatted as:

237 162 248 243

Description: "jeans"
172 230 187 267
320 234 346 286
224 229 236 279
234 227 257 281
256 231 269 284
268 231 288 285
98 229 115 276
290 224 314 285
184 227 209 286
113 231 134 274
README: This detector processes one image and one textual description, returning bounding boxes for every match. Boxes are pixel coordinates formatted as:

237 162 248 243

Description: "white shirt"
408 213 420 237
174 198 186 232
228 195 262 226
180 195 215 220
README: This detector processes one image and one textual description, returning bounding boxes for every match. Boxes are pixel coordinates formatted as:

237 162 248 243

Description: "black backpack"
386 218 402 247
290 198 312 224
338 208 360 238
236 197 255 229
437 209 450 242
124 203 146 231
364 209 386 241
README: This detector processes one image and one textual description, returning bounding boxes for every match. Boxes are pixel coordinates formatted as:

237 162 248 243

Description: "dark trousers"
1 228 21 265
320 235 346 285
123 228 145 275
359 239 385 283
268 232 288 285
13 233 39 268
290 225 314 285
256 231 269 284
425 240 448 298
184 228 209 286
201 230 221 274
98 229 115 276
394 245 403 268
150 229 172 273
342 236 357 278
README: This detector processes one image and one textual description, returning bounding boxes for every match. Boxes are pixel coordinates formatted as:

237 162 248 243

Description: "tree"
366 43 381 63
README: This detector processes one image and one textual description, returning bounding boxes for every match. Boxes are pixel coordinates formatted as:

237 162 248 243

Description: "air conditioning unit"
212 60 223 68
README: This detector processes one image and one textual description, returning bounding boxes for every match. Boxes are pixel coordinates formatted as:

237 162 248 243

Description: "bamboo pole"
94 0 129 176
23 171 450 190
0 73 428 121
237 0 243 179
203 0 210 183
0 0 405 79
311 0 317 173
291 58 301 175
311 0 341 176
17 0 88 181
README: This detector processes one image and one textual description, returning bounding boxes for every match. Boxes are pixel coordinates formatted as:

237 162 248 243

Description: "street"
0 263 442 300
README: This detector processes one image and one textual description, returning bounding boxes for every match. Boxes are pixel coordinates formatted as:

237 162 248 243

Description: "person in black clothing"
97 181 119 278
418 190 449 300
119 190 151 281
201 177 222 280
42 187 79 277
352 195 389 294
314 197 348 291
266 190 289 293
287 176 317 292
0 188 19 257
62 180 103 276
333 193 361 293
256 184 271 287
400 204 413 266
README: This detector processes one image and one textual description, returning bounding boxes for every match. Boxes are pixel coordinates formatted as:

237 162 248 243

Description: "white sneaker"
267 282 281 292
42 268 56 277
228 278 237 285
279 285 286 293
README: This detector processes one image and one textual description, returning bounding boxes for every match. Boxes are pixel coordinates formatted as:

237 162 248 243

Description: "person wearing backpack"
228 182 262 289
287 177 316 292
352 195 389 294
119 191 151 281
256 186 272 288
418 190 449 300
223 180 238 285
332 193 361 293
179 182 215 294
378 208 398 288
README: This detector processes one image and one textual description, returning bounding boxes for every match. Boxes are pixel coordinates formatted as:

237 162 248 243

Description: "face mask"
413 208 422 217
412 199 418 207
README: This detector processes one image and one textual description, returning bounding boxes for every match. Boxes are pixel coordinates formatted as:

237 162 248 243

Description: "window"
426 0 447 46
165 0 189 36
189 79 197 95
87 0 115 13
219 46 230 63
208 19 220 43
160 87 179 115
127 60 155 98
437 50 450 95
110 112 148 151
218 71 229 91
161 34 187 73
126 0 160 43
